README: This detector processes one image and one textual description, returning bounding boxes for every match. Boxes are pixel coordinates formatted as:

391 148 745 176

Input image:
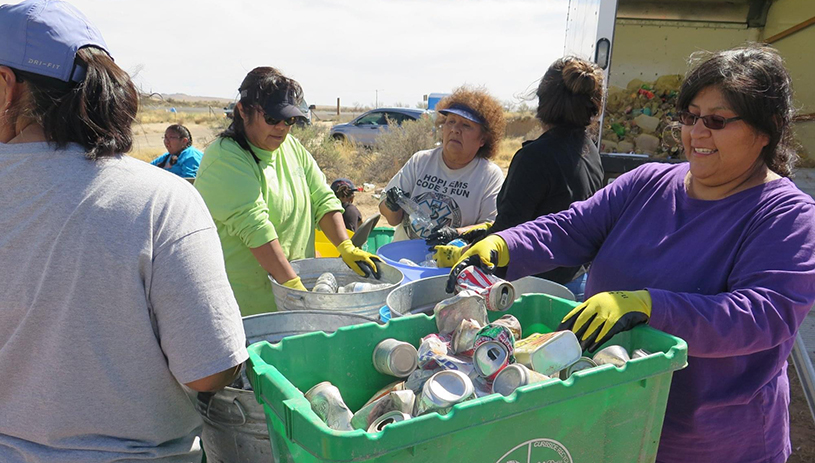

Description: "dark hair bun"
562 60 601 95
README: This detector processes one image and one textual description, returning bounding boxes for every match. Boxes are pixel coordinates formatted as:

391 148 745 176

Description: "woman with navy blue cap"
194 67 382 316
379 86 506 260
0 1 247 462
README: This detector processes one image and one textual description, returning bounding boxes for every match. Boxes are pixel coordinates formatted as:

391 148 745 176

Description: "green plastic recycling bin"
363 227 394 253
247 294 688 463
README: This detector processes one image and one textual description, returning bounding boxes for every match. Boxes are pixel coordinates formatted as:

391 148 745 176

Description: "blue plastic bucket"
376 239 449 282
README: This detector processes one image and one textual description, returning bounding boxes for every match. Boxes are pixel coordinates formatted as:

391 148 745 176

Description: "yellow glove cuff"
281 276 307 291
480 234 510 267
336 239 354 254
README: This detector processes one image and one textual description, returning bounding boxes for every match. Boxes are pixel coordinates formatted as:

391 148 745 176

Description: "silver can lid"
367 411 411 433
493 363 529 396
388 343 418 377
473 341 510 377
424 370 474 408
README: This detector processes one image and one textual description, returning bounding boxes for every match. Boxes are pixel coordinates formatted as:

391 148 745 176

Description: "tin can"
362 380 405 407
592 345 630 367
492 314 522 341
493 363 551 396
455 265 516 312
415 370 475 416
351 389 415 430
558 356 597 380
450 318 482 355
472 324 515 380
433 290 489 335
312 272 338 293
367 411 412 433
632 348 653 359
404 367 439 394
304 381 354 431
373 339 418 377
514 331 582 377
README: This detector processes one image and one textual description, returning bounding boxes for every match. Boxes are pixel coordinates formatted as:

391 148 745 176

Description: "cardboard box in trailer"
565 0 815 183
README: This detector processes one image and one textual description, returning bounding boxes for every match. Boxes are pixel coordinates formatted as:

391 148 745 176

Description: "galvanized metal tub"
196 311 379 463
269 257 403 317
387 275 575 318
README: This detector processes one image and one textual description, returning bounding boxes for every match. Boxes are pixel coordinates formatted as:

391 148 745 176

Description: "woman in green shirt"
195 67 381 316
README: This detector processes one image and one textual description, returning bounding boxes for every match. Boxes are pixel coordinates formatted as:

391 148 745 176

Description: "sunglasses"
677 111 742 130
255 107 298 127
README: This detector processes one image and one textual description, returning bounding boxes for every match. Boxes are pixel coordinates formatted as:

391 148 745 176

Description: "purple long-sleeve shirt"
498 163 815 463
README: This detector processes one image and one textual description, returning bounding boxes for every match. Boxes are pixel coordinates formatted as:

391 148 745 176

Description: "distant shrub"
360 116 437 183
291 124 358 183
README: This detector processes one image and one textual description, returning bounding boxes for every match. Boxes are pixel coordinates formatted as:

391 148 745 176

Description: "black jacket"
493 125 603 284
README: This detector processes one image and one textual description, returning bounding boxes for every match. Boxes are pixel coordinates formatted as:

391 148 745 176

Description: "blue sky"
61 0 570 107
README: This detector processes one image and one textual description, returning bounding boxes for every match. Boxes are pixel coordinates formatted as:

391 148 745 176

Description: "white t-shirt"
385 147 504 240
0 142 247 463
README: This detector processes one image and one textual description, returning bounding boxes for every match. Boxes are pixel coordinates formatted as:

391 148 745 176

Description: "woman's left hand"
557 290 652 352
337 240 382 279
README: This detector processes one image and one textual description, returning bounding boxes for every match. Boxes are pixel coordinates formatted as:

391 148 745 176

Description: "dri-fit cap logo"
27 58 61 70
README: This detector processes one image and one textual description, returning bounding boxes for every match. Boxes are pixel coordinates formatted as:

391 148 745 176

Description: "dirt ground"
131 122 815 460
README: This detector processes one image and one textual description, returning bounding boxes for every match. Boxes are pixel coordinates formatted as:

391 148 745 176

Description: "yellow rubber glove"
557 290 652 352
281 276 307 291
445 234 509 293
460 222 493 244
432 245 464 268
336 239 382 279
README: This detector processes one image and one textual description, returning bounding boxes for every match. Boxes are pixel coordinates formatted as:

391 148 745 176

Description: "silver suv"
330 108 430 145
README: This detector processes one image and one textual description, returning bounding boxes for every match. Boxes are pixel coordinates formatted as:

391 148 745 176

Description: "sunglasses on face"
677 111 742 130
255 107 298 126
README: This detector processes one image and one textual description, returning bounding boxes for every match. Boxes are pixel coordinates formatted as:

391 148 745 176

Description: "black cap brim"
262 102 306 120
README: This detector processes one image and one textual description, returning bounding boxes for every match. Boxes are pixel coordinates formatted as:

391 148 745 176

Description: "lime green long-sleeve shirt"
195 135 342 316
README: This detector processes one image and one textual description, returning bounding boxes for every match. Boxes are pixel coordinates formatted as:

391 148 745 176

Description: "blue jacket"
150 146 204 178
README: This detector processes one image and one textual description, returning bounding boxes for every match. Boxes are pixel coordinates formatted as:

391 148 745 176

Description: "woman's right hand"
446 234 510 293
384 187 407 212
281 276 307 291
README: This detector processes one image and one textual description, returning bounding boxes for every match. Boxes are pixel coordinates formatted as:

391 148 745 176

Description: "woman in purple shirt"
448 44 815 463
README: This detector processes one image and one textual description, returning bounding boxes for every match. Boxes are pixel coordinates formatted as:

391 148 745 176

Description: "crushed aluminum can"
367 410 412 433
455 265 516 312
373 338 418 377
592 345 630 367
351 389 415 430
471 375 494 398
493 363 551 396
404 367 440 394
492 314 522 341
415 370 475 416
632 348 653 359
450 318 483 356
558 356 598 380
514 331 582 377
362 380 405 408
304 381 354 431
472 324 515 380
417 334 450 369
433 290 489 335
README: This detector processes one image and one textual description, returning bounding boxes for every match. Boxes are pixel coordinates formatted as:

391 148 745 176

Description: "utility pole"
375 89 384 108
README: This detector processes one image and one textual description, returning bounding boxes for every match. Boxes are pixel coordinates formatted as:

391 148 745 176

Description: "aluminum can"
493 363 552 396
450 318 482 356
592 345 630 367
454 265 516 312
559 356 598 380
514 331 582 377
433 289 488 335
492 314 522 341
417 334 449 369
632 348 653 359
304 381 354 431
472 324 515 380
367 411 412 433
415 370 475 416
363 380 405 407
351 389 415 430
404 367 439 394
312 272 338 293
338 281 393 293
373 338 418 377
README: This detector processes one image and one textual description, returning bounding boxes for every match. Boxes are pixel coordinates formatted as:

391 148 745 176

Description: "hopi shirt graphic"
384 147 503 241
